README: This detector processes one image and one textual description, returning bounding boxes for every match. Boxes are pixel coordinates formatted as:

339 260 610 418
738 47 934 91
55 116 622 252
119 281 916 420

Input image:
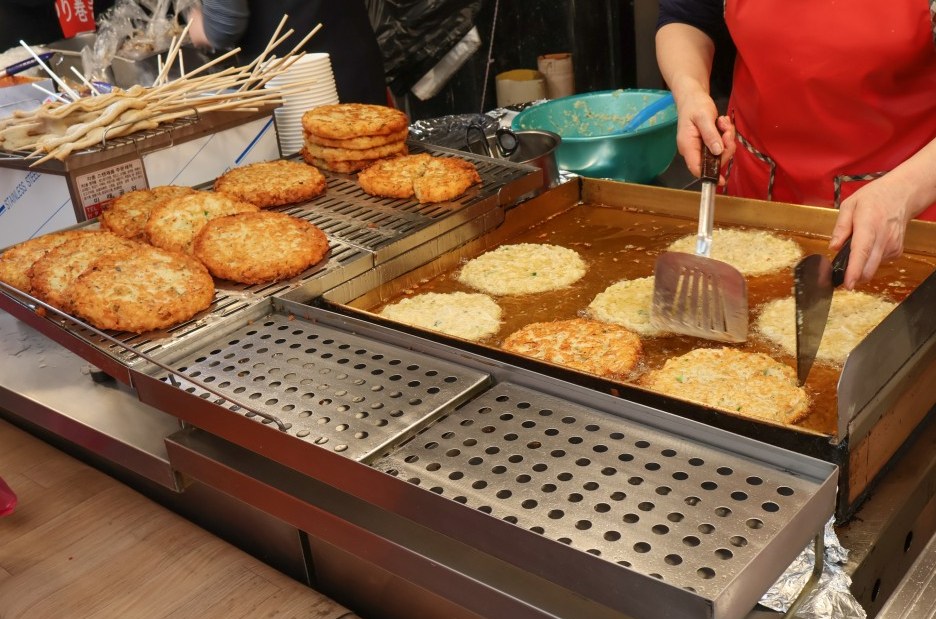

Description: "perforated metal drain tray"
130 302 837 619
159 305 491 462
374 382 832 615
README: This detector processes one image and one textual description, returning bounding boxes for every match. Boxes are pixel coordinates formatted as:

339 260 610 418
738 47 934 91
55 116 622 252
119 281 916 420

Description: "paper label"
74 159 147 219
55 0 96 38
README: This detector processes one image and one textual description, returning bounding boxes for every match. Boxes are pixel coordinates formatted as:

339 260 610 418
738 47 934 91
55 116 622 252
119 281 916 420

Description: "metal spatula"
651 145 748 342
794 238 852 385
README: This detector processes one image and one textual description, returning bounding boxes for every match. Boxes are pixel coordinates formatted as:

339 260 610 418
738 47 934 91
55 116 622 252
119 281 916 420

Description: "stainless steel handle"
695 145 720 257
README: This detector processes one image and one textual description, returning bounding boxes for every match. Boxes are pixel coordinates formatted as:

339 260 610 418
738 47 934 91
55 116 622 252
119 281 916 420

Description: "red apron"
724 0 936 220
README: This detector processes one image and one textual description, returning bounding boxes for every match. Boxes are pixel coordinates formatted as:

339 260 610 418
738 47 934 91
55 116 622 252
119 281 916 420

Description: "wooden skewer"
31 83 70 103
69 67 102 96
19 40 80 100
9 16 323 160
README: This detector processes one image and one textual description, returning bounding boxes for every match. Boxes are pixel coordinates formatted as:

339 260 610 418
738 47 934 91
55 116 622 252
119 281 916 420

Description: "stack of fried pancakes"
300 103 409 173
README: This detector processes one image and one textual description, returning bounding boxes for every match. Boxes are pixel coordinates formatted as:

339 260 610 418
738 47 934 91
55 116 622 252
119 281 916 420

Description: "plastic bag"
366 0 483 96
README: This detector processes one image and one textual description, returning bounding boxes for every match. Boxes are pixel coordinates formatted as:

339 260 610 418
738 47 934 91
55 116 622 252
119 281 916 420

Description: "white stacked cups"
265 53 340 155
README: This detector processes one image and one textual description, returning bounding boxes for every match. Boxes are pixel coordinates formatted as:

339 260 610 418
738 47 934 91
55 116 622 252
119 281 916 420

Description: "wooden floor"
0 417 358 619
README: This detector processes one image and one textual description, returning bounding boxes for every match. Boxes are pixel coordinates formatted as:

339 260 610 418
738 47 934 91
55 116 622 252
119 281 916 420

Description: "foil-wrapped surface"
408 113 498 150
759 520 867 618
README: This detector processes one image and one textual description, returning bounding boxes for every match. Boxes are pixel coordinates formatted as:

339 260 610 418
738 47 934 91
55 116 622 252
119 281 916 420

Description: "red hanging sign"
55 0 96 39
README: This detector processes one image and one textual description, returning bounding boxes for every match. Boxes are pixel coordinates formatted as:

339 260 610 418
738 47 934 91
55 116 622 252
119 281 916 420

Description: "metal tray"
130 300 837 619
319 178 936 521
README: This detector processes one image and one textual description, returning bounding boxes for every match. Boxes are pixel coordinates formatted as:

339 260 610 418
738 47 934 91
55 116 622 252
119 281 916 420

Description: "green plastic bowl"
511 89 677 183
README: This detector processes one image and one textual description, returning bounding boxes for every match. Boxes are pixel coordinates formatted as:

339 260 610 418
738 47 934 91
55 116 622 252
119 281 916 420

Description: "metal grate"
25 236 371 368
377 382 823 598
0 115 202 162
164 312 491 462
278 143 537 260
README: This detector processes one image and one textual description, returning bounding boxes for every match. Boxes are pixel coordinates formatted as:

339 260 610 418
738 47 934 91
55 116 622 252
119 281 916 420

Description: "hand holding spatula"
651 145 748 342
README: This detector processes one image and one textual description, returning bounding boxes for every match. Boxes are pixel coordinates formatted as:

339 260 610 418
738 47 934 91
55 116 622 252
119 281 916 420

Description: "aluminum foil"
758 519 867 618
408 103 546 150
408 113 498 150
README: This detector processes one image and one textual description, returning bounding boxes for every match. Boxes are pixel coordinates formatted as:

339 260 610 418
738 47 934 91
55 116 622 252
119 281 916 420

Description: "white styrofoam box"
0 111 281 248
0 169 77 248
144 115 280 187
0 78 55 118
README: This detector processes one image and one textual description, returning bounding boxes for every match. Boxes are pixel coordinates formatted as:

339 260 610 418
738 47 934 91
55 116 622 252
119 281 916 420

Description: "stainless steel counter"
2 303 934 618
1 170 932 618
0 312 178 488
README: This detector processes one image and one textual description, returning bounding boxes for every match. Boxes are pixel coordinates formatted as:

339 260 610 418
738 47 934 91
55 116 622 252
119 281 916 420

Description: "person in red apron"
655 0 936 288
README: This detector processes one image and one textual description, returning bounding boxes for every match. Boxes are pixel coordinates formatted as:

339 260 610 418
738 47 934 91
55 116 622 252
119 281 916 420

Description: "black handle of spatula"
700 144 720 184
831 237 852 288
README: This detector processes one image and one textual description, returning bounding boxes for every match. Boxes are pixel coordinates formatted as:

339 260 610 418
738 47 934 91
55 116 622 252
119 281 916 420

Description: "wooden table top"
0 417 358 619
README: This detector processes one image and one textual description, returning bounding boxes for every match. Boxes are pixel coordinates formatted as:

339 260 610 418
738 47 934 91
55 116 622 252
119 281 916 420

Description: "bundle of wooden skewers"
0 16 320 165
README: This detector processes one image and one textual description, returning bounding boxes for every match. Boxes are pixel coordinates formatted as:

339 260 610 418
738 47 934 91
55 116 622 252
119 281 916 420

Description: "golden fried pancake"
358 154 481 203
193 211 329 284
502 318 642 379
0 229 96 293
67 245 215 333
99 185 196 239
305 127 409 150
301 150 382 174
145 191 259 255
457 243 587 295
666 228 802 277
358 153 431 199
379 292 502 341
756 290 896 364
303 139 408 162
413 156 482 203
29 232 140 310
301 103 409 140
641 347 809 424
213 159 327 208
588 276 667 336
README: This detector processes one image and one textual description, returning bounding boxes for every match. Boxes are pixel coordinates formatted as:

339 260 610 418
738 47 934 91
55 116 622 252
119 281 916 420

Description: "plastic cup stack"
265 53 339 155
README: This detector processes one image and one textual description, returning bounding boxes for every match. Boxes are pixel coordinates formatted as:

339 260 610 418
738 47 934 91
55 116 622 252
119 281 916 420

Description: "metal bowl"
511 89 677 183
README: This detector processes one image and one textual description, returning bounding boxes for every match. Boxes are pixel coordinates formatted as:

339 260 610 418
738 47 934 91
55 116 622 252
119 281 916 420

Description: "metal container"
466 127 561 193
320 178 936 522
512 89 677 182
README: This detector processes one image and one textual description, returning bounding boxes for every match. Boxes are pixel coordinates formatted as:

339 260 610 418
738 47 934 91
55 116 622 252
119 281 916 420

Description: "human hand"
674 92 735 184
830 176 914 288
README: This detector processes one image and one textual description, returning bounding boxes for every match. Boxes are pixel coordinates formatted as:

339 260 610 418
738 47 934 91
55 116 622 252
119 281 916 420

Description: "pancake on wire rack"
214 159 327 208
144 191 259 255
357 154 481 203
0 229 97 293
67 245 215 333
100 185 197 240
301 103 409 173
193 211 329 284
29 231 141 310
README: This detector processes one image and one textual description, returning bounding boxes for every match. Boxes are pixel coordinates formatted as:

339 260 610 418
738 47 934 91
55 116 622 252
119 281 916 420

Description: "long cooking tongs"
651 145 748 342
